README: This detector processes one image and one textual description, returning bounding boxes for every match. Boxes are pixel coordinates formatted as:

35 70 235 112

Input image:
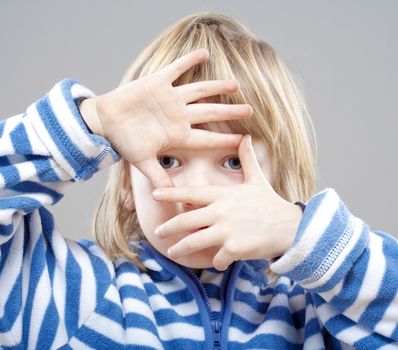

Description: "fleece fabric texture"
1 79 398 349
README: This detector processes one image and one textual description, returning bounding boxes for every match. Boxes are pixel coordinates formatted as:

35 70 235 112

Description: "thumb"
239 134 264 183
135 158 175 189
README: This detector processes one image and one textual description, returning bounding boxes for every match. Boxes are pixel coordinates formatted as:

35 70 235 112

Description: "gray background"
1 1 397 240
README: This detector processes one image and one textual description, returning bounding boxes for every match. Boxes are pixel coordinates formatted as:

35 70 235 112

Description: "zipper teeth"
185 267 231 324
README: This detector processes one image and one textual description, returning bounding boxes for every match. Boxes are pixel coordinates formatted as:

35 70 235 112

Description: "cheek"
131 167 183 243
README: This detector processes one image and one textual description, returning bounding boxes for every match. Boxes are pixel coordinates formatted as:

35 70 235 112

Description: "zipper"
212 319 221 349
183 267 231 350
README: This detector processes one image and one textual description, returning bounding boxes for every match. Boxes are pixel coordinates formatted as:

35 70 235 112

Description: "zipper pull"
212 319 222 349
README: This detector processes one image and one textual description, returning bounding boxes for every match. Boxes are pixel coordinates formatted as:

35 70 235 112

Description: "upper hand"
81 48 253 189
151 135 303 271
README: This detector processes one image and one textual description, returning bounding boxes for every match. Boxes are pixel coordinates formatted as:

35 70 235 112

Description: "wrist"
274 203 303 258
78 97 104 137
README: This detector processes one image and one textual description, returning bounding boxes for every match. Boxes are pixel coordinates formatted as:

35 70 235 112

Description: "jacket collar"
130 239 272 288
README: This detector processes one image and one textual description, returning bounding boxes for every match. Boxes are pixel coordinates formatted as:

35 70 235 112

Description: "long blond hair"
92 12 318 270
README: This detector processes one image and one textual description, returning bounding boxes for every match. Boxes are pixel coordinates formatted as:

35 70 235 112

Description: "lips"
188 226 208 234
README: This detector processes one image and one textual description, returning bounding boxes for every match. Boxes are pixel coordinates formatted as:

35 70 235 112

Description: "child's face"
127 120 272 270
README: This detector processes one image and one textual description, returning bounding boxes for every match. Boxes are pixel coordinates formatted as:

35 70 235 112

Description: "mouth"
188 226 209 234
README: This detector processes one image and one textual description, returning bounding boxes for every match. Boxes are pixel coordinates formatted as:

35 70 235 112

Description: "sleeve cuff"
270 188 369 291
26 78 121 181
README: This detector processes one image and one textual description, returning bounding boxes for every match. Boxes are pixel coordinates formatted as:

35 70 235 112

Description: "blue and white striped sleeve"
0 79 119 347
271 188 398 347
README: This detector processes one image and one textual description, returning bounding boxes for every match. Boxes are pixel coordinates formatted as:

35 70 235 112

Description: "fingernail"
167 247 175 258
152 189 163 197
247 135 252 147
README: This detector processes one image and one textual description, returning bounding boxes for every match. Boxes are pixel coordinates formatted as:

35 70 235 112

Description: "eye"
158 156 181 169
223 156 242 170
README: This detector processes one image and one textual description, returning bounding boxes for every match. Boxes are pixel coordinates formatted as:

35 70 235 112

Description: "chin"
174 246 219 269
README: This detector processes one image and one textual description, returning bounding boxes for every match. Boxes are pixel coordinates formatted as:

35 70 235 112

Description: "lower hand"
151 135 303 271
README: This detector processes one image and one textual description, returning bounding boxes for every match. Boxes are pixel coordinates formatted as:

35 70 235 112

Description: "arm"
0 78 118 347
270 188 398 347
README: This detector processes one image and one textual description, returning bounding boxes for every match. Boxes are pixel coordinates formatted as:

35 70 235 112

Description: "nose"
175 165 214 211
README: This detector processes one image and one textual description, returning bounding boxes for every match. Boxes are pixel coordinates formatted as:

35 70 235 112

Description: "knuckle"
224 240 239 257
186 239 199 251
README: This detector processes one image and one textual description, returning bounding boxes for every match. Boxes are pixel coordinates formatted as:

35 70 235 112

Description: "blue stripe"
71 325 125 350
328 243 370 310
10 123 32 155
229 334 302 349
65 249 82 338
0 223 14 238
0 162 21 190
26 155 60 182
354 333 395 348
0 270 22 332
36 297 59 349
36 94 89 177
358 232 398 328
153 308 201 326
125 312 158 333
13 181 63 203
22 233 47 346
287 201 351 280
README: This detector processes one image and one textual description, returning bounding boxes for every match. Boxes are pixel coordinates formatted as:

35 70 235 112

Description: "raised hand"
151 135 303 271
79 48 253 188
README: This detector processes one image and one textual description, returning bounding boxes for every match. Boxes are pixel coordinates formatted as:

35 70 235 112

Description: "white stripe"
143 258 163 272
0 223 24 318
229 320 303 344
235 278 274 304
49 83 101 159
303 333 326 350
158 322 204 341
336 324 370 345
67 337 96 350
29 267 51 348
271 188 339 274
82 312 126 345
0 311 22 346
49 227 69 345
126 327 164 348
343 232 384 321
232 301 265 325
70 83 95 101
21 114 50 157
124 298 157 325
26 101 75 177
117 271 145 289
68 240 97 326
149 295 199 317
156 276 188 294
0 113 22 157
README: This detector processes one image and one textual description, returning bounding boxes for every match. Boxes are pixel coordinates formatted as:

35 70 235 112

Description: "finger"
159 49 209 83
167 226 220 260
212 247 234 271
155 207 214 239
186 103 253 125
175 80 239 104
239 134 265 184
182 129 243 150
152 185 220 206
135 158 175 189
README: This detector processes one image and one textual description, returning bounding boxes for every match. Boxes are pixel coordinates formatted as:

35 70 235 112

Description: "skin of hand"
78 48 253 189
151 135 303 271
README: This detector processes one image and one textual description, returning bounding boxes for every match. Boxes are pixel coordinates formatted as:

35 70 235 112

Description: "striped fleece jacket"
1 79 398 349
